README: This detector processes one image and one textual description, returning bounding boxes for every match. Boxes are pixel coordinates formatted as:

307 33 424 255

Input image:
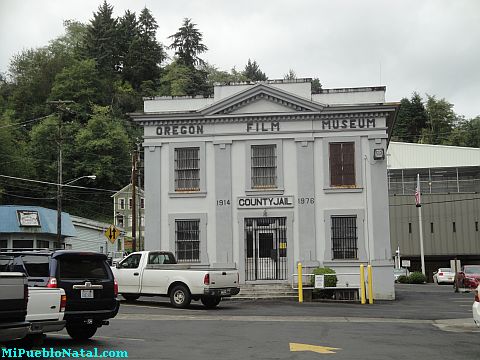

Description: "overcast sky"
0 0 479 118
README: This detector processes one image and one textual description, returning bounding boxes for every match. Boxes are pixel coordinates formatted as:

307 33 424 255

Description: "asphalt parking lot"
3 284 480 360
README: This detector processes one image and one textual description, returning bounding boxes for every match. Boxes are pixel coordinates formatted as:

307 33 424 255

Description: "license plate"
81 290 94 299
220 289 229 295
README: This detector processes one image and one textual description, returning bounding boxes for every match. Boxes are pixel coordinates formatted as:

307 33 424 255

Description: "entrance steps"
230 283 299 300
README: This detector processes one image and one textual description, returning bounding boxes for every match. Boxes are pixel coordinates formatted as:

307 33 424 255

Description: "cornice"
133 108 396 127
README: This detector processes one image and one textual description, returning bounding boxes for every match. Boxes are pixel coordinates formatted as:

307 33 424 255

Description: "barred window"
330 142 355 187
331 216 358 259
251 144 277 189
175 147 200 191
175 220 200 262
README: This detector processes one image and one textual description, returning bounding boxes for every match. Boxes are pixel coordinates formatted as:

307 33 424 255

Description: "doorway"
245 217 287 281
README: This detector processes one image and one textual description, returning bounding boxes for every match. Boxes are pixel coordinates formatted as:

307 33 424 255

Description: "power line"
0 190 56 200
0 114 54 129
0 174 118 193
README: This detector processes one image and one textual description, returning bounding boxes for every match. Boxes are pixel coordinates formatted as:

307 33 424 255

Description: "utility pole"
136 141 142 251
131 151 137 252
48 100 73 245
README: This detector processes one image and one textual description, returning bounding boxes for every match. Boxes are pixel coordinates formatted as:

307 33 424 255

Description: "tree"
8 47 66 121
201 63 248 95
242 59 267 82
49 20 88 62
421 95 456 145
392 92 428 143
448 116 480 148
160 60 208 96
74 105 131 190
284 69 296 80
168 18 208 68
123 8 165 89
0 110 33 178
84 1 119 77
49 59 105 121
311 78 322 93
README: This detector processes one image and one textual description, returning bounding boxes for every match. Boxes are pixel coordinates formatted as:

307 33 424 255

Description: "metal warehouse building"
131 79 400 299
387 142 480 279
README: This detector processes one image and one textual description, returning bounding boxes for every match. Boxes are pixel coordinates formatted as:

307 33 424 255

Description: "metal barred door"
245 217 287 281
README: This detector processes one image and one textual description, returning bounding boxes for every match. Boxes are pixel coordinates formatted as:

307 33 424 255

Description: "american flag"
415 174 421 207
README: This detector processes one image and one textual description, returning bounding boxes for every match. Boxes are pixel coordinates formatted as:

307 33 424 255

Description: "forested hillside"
0 1 478 222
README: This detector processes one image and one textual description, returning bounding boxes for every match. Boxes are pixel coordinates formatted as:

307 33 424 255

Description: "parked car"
0 270 30 343
433 268 455 284
2 250 119 340
473 285 480 327
393 268 409 282
454 265 480 291
112 251 240 308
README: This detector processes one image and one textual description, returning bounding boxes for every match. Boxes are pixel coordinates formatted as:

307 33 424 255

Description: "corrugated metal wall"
390 193 480 256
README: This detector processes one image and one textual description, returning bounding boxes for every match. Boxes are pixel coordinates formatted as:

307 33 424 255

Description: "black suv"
3 250 119 340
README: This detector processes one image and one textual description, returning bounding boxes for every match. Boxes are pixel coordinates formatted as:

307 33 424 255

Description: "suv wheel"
170 285 191 308
66 324 97 340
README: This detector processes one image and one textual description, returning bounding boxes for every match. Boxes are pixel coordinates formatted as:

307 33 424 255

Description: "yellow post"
298 262 303 303
359 264 366 304
367 265 374 304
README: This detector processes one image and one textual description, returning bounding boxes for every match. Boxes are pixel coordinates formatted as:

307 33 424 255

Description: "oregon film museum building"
130 79 399 299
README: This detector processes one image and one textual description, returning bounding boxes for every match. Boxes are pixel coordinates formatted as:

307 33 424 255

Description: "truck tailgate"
208 271 238 288
27 287 65 322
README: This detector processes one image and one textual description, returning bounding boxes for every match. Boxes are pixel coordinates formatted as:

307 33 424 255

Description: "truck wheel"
122 294 140 302
170 285 191 308
201 296 221 309
66 324 97 340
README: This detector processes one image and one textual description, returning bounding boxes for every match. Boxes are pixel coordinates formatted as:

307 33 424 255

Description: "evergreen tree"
117 10 139 83
168 18 208 68
84 1 119 77
392 92 428 143
243 59 267 82
125 8 165 89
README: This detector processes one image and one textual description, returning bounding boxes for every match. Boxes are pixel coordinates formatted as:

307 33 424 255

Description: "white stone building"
131 79 399 299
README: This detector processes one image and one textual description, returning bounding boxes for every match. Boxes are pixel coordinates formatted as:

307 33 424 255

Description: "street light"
57 175 96 244
65 175 96 185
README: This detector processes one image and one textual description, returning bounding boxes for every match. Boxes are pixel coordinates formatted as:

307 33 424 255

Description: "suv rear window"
20 255 50 277
58 257 109 279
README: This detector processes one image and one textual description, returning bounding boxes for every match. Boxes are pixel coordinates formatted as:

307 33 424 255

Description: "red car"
455 265 480 291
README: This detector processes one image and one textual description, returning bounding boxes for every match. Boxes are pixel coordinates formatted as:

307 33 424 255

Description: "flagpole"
417 174 426 276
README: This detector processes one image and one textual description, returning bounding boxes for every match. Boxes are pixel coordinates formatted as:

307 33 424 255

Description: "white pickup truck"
26 287 66 343
112 251 240 308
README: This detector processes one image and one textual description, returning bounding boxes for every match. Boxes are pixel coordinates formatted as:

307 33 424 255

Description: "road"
4 284 480 359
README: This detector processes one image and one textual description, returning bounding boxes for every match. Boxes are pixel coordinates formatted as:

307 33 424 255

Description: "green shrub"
397 275 408 284
311 267 338 288
407 272 427 284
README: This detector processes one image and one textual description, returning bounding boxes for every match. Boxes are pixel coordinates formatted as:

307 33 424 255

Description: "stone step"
231 284 300 300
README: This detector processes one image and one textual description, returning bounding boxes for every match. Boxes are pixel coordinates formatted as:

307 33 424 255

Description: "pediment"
200 83 325 116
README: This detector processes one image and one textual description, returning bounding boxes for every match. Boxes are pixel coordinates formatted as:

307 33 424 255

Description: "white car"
473 285 480 327
433 268 455 284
